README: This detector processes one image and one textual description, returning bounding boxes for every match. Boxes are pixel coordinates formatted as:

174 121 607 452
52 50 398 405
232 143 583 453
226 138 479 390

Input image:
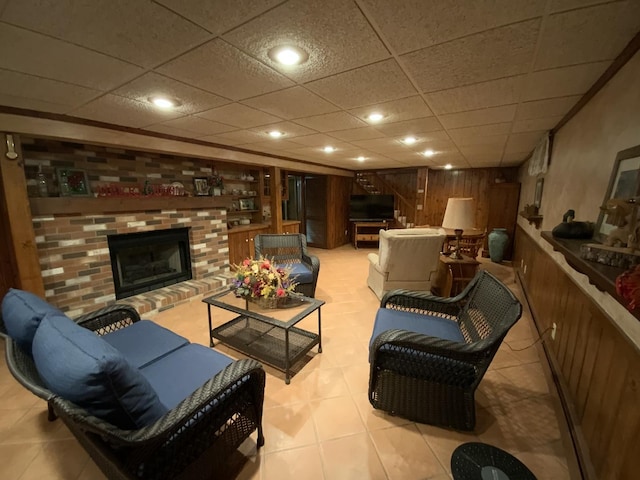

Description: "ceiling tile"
196 103 282 128
439 105 517 129
242 86 338 119
214 129 268 144
349 96 433 124
144 124 204 139
0 68 100 109
535 2 640 70
515 96 581 120
112 73 230 115
402 20 540 93
1 0 210 68
240 140 305 152
0 23 143 90
359 0 546 54
286 133 349 148
521 62 610 101
350 137 408 153
456 134 508 149
327 127 386 142
0 93 71 114
461 151 503 163
306 59 417 109
68 95 183 128
223 0 390 83
250 121 316 138
548 0 608 13
157 39 294 100
374 117 443 136
501 151 530 164
152 116 236 135
426 76 524 115
293 111 366 132
512 116 563 133
505 131 546 153
449 123 512 142
196 134 243 146
155 0 283 36
284 145 356 158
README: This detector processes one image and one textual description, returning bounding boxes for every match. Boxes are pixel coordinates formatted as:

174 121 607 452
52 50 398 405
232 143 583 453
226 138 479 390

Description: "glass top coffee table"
203 290 324 384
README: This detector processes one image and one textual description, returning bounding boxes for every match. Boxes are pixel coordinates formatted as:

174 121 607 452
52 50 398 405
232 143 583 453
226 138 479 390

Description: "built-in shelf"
541 231 639 320
519 212 543 229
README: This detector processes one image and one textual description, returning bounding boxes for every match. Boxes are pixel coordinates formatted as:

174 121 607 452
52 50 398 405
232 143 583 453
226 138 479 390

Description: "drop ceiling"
0 0 638 171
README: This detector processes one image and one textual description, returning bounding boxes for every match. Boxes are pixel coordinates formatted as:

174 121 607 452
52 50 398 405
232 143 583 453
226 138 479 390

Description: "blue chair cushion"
1 288 63 354
32 312 167 429
279 262 314 285
370 308 465 349
102 320 190 368
140 344 233 410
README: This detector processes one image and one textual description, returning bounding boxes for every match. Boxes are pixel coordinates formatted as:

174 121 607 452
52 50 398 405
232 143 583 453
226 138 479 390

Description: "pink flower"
243 277 251 285
276 288 286 297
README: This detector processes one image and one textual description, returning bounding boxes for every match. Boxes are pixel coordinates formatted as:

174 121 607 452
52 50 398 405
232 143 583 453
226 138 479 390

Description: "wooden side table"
432 254 480 297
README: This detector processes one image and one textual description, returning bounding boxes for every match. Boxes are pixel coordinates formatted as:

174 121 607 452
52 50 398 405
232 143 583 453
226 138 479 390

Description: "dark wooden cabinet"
483 182 520 260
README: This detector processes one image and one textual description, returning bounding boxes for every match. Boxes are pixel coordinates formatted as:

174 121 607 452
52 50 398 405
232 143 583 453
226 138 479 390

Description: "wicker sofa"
368 270 522 431
2 289 265 480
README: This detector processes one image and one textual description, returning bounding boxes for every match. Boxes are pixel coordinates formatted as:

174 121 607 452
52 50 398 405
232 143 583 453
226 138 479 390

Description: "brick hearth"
32 207 230 317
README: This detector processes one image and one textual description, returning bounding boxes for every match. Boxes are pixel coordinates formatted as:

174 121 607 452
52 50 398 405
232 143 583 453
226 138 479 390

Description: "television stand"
352 221 388 249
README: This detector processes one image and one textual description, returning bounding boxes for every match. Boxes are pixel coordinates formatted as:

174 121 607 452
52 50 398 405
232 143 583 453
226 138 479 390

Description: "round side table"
451 442 536 480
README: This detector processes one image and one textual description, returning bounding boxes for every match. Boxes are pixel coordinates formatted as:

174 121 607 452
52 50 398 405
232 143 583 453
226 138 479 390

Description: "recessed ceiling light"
423 149 435 157
323 146 335 153
403 136 417 145
444 164 453 170
268 45 308 66
268 130 284 138
357 156 366 162
149 96 180 109
367 112 384 122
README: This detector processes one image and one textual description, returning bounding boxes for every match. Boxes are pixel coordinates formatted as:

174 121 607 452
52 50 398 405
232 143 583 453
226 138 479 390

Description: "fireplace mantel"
29 196 231 216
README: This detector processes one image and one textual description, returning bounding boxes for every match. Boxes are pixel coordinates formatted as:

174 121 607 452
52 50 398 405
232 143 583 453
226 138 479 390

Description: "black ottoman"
451 442 536 480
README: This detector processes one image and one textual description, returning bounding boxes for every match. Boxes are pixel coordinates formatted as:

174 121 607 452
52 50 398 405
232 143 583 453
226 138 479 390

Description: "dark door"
486 183 521 260
304 175 327 248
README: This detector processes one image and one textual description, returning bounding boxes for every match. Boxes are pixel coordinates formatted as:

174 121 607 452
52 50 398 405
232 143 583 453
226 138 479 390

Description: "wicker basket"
249 296 288 309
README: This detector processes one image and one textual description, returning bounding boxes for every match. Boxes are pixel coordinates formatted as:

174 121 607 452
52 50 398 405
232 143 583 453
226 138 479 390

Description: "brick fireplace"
32 206 229 317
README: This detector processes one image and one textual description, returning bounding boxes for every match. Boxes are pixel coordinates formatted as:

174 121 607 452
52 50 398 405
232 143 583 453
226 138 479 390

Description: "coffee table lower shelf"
211 316 321 384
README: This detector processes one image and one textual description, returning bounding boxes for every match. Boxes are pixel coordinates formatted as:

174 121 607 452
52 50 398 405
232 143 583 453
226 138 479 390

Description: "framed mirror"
595 144 640 243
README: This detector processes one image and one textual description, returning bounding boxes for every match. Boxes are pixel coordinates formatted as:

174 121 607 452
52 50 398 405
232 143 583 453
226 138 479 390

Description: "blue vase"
488 228 509 263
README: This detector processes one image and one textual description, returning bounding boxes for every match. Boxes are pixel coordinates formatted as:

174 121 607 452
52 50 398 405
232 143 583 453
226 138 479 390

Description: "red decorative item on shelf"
615 264 640 311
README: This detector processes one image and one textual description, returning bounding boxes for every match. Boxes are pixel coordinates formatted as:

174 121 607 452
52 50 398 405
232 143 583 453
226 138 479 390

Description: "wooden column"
269 166 283 233
0 132 45 296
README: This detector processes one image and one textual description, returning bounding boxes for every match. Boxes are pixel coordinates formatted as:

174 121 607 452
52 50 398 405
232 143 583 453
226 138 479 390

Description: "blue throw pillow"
32 312 168 429
1 288 62 354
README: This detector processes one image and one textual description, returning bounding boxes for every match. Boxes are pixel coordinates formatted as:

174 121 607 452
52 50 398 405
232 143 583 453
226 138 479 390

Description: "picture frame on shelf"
239 198 255 211
57 168 91 197
533 177 544 209
594 144 640 243
193 177 210 196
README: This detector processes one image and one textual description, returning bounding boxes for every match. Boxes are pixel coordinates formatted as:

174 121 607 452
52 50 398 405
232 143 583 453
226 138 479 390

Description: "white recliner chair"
367 228 446 299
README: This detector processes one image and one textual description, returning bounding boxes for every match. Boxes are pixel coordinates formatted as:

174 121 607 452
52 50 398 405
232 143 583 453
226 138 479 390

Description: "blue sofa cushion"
102 320 190 368
279 262 313 285
32 312 167 429
370 308 465 349
1 288 63 354
140 344 233 410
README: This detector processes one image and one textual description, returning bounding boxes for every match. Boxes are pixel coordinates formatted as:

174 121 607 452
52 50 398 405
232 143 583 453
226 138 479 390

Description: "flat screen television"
349 194 395 221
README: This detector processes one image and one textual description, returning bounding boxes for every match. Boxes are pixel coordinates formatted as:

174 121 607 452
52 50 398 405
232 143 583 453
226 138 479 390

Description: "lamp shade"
442 198 475 230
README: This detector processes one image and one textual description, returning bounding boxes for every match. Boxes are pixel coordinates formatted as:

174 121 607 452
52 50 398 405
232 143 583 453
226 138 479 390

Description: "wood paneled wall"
514 226 640 480
421 167 518 227
326 175 352 249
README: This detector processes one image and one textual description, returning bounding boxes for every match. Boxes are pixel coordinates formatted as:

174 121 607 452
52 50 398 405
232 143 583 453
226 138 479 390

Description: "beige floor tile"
1 407 73 445
502 338 543 364
341 363 371 395
320 432 387 480
370 424 446 479
476 370 523 409
418 424 481 473
263 445 324 480
18 438 89 480
311 396 366 442
515 449 570 479
489 348 525 370
498 362 551 396
262 403 317 453
0 443 42 479
299 367 351 400
352 393 413 431
264 376 309 410
77 459 108 480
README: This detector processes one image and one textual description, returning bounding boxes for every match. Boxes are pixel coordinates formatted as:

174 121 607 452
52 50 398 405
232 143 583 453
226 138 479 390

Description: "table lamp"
442 197 475 259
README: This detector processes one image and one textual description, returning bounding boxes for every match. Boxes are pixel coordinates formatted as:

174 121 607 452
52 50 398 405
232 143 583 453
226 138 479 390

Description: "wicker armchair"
254 233 320 298
369 270 522 431
5 304 265 480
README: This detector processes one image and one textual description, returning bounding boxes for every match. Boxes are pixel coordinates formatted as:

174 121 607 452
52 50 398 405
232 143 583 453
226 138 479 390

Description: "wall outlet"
551 323 557 340
523 264 527 274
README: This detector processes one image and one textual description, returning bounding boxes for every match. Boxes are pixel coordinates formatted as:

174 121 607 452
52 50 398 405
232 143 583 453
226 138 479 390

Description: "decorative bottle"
36 166 48 197
488 228 509 263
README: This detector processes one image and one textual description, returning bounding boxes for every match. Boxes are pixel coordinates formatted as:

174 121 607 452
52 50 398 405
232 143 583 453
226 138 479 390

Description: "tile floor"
0 245 576 479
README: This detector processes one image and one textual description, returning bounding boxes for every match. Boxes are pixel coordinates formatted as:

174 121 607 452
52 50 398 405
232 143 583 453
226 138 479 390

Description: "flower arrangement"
232 257 298 305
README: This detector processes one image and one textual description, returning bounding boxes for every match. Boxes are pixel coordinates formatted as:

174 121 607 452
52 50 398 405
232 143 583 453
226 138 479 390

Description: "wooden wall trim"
514 225 640 480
